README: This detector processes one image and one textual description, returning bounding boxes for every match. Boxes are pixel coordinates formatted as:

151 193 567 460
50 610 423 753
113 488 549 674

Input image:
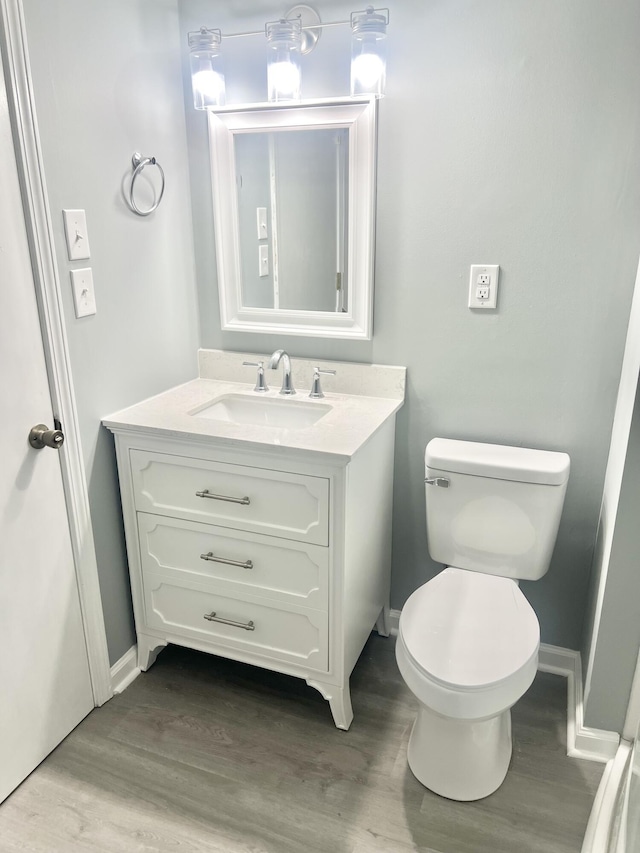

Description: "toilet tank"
425 438 570 581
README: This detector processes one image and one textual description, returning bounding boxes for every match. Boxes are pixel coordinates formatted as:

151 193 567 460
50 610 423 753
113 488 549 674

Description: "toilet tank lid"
425 438 570 486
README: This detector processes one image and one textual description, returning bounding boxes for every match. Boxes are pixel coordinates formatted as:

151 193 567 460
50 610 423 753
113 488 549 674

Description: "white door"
0 59 94 802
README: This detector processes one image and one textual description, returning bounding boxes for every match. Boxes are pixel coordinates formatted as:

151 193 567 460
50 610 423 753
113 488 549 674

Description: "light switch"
62 209 91 260
70 268 97 317
256 207 268 240
259 244 269 277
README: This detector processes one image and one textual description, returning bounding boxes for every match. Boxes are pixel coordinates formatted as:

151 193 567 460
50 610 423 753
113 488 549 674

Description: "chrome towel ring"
128 152 165 216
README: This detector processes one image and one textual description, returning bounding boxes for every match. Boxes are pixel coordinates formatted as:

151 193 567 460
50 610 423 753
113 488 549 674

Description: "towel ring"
129 152 165 216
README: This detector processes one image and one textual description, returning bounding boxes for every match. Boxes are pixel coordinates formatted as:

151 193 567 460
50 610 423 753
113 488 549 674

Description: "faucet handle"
242 360 269 393
309 366 336 399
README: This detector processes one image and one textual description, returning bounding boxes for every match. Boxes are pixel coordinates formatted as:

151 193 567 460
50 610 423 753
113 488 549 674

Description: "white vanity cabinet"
109 421 396 730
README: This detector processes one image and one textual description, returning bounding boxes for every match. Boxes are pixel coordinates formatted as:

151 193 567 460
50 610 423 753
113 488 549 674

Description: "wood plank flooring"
0 634 603 852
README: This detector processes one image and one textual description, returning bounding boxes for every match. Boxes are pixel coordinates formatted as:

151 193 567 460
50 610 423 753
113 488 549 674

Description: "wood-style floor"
0 634 603 852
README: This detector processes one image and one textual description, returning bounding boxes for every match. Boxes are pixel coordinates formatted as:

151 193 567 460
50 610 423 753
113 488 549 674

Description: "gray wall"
180 0 640 650
584 377 640 731
23 0 200 664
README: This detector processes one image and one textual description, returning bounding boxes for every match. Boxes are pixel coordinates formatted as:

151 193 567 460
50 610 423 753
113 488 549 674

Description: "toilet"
396 438 570 801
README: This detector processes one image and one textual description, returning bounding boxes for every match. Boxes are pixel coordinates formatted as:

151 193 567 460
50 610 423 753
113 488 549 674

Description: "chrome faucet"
269 349 295 395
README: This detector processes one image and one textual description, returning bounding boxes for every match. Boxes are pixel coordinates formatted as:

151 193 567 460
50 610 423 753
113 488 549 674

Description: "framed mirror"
208 97 377 339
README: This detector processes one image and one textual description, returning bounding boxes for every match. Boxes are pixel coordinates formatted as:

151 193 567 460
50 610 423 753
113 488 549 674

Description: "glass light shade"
266 19 302 102
350 7 387 97
188 28 225 109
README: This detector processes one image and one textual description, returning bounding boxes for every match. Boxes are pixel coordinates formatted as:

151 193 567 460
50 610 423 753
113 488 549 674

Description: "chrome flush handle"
424 477 450 488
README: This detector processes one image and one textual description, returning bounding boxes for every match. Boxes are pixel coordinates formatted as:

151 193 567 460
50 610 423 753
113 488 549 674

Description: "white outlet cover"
62 209 91 260
70 268 97 318
468 264 499 309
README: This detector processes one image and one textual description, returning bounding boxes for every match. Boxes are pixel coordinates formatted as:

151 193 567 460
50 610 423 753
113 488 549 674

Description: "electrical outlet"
468 265 499 309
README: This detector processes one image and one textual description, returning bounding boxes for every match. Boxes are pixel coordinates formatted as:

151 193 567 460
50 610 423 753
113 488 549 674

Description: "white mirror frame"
208 96 377 340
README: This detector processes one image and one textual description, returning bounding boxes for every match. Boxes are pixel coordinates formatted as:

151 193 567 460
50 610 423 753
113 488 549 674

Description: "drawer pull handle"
196 489 250 506
200 552 253 570
203 611 255 631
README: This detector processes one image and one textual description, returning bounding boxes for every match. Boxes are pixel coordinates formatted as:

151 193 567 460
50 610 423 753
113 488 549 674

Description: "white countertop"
103 353 406 461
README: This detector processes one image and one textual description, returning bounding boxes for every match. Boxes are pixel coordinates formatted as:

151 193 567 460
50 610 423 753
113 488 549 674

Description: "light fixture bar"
220 22 341 39
210 9 388 41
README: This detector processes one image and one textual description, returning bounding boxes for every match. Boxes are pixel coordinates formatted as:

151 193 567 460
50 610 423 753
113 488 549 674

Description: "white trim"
110 646 141 695
388 607 400 636
538 644 620 762
584 256 640 708
580 741 631 853
389 609 618 763
623 646 640 742
209 97 376 340
0 0 111 705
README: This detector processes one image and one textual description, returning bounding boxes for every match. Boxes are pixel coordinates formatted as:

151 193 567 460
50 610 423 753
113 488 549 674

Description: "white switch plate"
259 244 269 277
62 209 91 260
468 264 499 309
70 268 97 317
256 207 268 240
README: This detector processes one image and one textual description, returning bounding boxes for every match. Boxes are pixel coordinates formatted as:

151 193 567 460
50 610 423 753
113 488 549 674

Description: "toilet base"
407 703 512 801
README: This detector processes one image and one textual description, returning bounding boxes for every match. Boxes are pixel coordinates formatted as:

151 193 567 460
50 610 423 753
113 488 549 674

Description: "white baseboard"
110 645 140 694
389 609 619 763
538 643 620 763
389 608 401 636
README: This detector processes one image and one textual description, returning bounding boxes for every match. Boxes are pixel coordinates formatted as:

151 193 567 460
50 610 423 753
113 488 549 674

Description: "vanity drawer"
142 573 328 673
130 450 329 546
137 513 328 610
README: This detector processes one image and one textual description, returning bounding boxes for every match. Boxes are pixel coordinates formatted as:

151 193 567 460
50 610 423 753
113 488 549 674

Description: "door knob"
28 423 65 450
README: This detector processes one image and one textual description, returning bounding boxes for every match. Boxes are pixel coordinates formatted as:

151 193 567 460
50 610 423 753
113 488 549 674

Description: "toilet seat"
397 568 540 720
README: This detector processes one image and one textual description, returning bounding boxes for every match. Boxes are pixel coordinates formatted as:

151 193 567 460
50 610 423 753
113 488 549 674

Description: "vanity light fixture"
266 18 302 102
350 6 388 97
187 5 389 108
188 27 225 109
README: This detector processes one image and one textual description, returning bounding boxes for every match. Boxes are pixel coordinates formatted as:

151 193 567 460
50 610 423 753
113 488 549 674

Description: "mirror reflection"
234 128 349 313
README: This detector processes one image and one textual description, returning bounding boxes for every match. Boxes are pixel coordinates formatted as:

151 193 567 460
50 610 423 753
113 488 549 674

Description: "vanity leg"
375 603 391 637
307 679 354 731
137 635 167 671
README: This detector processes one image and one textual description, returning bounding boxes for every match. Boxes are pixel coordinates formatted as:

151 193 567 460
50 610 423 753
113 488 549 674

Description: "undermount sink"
192 394 332 428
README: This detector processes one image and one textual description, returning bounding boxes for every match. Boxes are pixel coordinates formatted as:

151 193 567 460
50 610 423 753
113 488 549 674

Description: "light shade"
266 19 302 102
188 28 225 109
350 6 387 97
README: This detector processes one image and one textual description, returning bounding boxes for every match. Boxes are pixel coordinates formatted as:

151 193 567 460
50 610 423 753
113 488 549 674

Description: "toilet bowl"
396 438 570 801
396 567 539 800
